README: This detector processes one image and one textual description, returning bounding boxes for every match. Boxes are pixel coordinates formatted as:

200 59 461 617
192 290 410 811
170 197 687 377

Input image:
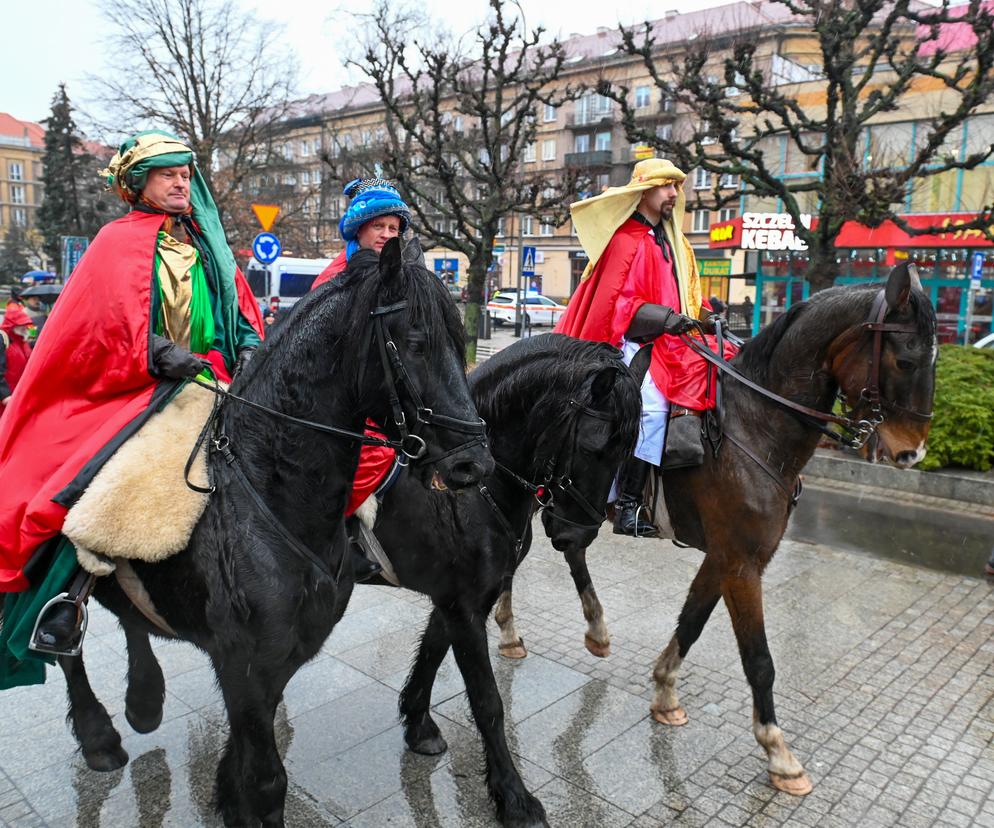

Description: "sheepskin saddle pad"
64 381 218 576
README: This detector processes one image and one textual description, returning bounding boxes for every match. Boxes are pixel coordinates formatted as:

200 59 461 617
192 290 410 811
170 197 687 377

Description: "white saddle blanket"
64 382 216 576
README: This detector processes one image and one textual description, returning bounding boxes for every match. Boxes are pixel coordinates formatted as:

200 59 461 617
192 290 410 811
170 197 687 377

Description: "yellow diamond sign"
252 204 280 232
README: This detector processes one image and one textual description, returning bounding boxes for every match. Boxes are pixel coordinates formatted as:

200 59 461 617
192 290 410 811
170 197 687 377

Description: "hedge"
918 344 994 472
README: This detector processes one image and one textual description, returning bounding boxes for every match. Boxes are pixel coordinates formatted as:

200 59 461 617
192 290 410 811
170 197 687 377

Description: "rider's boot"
346 517 383 583
30 569 95 657
613 457 658 538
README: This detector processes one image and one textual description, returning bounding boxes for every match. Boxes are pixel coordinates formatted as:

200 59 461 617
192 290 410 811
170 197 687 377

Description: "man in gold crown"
555 158 725 536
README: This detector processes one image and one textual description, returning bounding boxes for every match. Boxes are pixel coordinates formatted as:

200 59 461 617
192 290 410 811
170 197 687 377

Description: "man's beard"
659 204 675 221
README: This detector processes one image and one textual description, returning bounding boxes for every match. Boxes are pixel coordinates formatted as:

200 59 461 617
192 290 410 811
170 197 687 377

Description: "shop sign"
698 258 732 276
740 213 812 251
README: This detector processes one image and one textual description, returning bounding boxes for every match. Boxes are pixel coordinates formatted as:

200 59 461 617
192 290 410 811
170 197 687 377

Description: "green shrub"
918 344 994 472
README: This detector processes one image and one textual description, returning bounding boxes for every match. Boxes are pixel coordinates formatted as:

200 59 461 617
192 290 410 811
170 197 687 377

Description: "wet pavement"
2 507 994 828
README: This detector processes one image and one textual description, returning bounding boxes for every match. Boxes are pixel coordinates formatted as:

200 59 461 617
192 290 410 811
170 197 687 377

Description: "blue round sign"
252 232 281 265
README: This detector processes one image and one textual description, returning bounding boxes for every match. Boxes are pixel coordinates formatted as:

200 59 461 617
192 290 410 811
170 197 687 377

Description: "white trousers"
621 339 670 466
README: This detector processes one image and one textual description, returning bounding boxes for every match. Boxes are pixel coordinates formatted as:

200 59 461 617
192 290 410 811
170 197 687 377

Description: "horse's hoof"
498 639 527 659
125 704 163 734
584 634 611 658
83 745 129 772
770 771 813 796
406 733 448 756
500 795 549 828
651 706 689 726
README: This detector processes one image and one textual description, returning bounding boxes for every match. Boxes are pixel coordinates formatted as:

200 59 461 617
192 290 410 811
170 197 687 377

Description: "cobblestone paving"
1 525 992 827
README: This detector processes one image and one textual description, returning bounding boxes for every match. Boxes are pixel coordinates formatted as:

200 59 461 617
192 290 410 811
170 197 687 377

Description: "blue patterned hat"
339 178 412 258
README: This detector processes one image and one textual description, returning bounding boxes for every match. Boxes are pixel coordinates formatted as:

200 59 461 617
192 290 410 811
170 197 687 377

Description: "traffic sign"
253 232 281 265
252 204 280 232
970 251 985 290
522 245 536 276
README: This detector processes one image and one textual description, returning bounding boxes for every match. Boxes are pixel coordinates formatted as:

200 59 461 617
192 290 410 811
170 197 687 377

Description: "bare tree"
607 0 994 292
346 0 584 360
90 0 298 244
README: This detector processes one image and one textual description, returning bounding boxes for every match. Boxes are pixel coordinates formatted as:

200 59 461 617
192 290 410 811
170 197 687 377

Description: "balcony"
567 112 614 130
633 100 677 122
564 150 613 169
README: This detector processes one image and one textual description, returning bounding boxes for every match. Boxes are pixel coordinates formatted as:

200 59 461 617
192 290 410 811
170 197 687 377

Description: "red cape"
0 211 263 591
555 218 732 410
310 250 394 514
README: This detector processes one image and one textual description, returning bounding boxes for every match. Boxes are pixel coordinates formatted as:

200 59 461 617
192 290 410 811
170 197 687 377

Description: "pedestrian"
4 285 24 315
0 306 33 413
709 295 727 315
0 131 264 685
555 158 726 537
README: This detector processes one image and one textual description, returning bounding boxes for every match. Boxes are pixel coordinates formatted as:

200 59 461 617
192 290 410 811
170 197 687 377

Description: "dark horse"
53 238 493 826
364 334 640 828
565 263 934 796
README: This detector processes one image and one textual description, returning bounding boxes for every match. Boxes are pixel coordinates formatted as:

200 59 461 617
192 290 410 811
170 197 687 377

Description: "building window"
574 134 590 153
656 123 673 141
9 162 23 182
301 170 310 185
521 215 535 236
312 169 321 184
595 131 611 152
693 168 710 190
540 217 554 236
596 173 610 191
635 86 651 109
542 139 556 161
661 95 675 113
10 185 25 205
594 94 612 114
301 140 311 157
12 208 27 226
718 207 737 223
496 217 505 237
692 209 710 233
719 173 740 189
523 142 536 162
543 103 556 122
449 219 460 238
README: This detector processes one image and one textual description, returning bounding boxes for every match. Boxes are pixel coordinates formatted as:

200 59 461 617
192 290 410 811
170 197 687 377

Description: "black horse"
52 238 493 827
366 334 640 828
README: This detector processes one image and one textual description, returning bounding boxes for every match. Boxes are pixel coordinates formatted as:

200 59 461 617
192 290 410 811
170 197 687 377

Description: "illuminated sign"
740 213 811 251
710 223 735 243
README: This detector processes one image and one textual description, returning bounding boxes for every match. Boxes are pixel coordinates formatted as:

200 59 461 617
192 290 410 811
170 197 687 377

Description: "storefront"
708 212 994 342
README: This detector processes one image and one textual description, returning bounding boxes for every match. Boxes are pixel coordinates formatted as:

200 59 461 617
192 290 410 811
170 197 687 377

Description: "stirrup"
634 504 658 538
28 593 88 657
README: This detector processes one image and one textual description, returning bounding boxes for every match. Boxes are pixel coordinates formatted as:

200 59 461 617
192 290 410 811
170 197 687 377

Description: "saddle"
63 381 216 576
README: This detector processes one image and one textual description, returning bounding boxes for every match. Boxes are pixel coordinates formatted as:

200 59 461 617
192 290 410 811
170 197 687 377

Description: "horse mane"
734 283 936 383
470 333 641 469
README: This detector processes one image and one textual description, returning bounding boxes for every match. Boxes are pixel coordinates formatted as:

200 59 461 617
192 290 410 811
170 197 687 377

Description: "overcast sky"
4 0 734 127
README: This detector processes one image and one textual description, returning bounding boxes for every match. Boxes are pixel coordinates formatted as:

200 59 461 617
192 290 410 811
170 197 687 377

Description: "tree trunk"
804 242 841 294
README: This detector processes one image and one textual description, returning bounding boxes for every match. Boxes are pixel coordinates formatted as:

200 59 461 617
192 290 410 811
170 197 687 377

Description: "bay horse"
368 334 640 828
48 238 493 827
488 263 937 797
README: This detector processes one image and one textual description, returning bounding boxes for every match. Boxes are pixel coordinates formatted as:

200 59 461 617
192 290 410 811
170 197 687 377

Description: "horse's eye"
896 358 916 371
408 338 426 355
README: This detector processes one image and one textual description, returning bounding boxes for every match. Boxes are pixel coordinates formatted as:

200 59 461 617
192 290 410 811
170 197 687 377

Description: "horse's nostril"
448 460 488 485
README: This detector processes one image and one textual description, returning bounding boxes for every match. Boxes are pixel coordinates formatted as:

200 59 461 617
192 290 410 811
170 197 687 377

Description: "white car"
975 331 994 349
487 292 567 327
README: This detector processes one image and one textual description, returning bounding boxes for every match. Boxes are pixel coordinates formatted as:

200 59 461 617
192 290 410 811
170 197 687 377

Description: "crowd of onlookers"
0 286 50 416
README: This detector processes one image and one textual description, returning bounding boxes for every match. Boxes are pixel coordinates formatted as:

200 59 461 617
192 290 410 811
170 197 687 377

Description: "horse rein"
679 289 931 451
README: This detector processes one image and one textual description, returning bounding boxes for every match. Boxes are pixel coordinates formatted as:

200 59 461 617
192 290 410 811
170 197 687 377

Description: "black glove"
149 335 209 379
626 304 698 342
698 312 721 335
232 347 257 380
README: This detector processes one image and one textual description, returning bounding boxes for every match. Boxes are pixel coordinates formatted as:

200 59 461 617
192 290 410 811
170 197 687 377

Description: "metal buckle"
28 593 88 657
400 434 427 461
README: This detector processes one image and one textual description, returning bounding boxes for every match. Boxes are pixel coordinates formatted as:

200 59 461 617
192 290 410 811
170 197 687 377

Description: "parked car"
487 292 567 327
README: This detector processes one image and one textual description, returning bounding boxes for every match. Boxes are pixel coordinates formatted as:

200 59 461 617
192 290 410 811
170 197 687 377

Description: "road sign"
434 258 459 280
970 251 985 290
60 236 89 278
493 244 506 253
252 204 280 232
522 245 536 276
253 232 281 265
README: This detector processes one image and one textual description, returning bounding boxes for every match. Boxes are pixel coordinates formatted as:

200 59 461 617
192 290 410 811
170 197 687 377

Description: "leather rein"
185 298 488 585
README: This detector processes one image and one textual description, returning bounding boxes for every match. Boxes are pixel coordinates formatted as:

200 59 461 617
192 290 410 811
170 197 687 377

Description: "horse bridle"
681 289 932 451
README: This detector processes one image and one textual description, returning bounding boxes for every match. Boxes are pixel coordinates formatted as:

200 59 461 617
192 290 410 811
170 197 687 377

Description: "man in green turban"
0 131 264 682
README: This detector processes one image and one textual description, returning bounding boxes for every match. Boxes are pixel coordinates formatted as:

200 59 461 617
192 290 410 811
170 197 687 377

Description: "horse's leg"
651 553 723 727
58 653 129 771
123 625 165 734
400 606 451 755
564 545 610 657
721 570 812 796
445 606 548 828
214 659 288 827
494 586 527 659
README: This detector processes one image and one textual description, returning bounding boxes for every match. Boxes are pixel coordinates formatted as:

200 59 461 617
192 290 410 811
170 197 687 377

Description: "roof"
917 0 994 56
0 113 44 149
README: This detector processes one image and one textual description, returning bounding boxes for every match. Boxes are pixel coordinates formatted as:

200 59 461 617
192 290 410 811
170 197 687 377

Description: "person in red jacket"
0 131 264 681
0 305 33 411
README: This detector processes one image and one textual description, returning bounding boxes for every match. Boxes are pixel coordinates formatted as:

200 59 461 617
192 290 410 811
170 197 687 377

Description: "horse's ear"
402 236 426 268
590 366 617 405
884 261 921 312
379 237 404 286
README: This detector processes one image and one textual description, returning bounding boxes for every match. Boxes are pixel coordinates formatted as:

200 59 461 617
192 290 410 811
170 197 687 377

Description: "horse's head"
830 262 937 468
359 237 493 488
538 359 641 551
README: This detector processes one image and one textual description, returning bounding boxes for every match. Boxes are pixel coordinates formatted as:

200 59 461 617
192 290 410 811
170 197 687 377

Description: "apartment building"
0 113 44 243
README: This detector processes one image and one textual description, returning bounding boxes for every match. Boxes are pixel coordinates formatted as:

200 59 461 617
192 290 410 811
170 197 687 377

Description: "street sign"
522 245 536 276
433 258 459 280
252 232 281 265
60 235 89 278
493 244 506 253
252 204 280 232
970 251 985 290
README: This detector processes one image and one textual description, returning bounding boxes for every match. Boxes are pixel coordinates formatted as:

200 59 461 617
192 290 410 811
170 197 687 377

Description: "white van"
246 256 333 311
